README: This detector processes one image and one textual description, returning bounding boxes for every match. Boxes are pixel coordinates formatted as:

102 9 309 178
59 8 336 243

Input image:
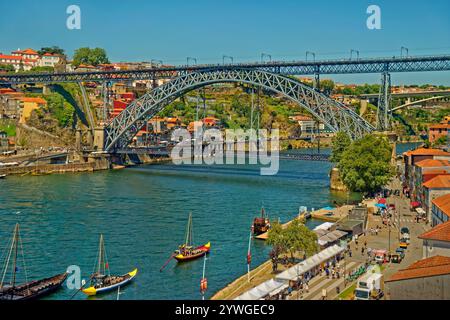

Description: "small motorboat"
0 223 67 301
82 235 137 296
0 174 6 179
174 213 210 262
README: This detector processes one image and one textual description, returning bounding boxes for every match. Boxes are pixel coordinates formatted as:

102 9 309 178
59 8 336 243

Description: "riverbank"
211 203 355 300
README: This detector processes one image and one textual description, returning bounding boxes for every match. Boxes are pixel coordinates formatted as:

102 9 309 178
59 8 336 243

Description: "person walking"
321 288 327 300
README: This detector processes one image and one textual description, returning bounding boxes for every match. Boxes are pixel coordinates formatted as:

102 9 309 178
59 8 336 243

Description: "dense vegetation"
73 47 109 66
334 134 395 194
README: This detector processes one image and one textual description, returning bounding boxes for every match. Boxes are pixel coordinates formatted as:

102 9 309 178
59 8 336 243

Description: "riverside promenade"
211 177 429 300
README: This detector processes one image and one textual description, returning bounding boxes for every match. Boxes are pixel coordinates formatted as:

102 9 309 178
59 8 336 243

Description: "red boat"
174 213 211 262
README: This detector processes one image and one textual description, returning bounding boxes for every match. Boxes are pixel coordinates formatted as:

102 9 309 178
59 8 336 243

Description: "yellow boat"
82 268 138 296
82 235 138 296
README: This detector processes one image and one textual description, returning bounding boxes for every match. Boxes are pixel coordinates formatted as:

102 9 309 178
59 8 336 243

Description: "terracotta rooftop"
386 255 450 282
419 221 450 242
404 148 450 157
416 159 450 168
19 97 47 104
423 175 450 189
432 194 450 218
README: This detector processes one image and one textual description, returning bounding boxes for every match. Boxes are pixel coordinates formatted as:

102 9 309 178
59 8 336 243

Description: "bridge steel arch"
104 69 375 152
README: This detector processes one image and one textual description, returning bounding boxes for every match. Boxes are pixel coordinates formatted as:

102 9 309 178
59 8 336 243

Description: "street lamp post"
350 49 360 60
261 53 272 63
187 57 197 66
222 55 234 65
401 47 409 58
305 51 315 62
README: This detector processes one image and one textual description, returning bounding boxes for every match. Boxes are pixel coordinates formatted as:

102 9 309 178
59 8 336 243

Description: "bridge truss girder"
103 69 375 151
1 55 450 85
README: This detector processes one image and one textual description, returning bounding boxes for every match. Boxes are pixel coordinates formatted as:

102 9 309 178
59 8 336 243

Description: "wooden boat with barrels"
82 234 137 296
253 207 271 236
174 213 210 262
0 223 67 301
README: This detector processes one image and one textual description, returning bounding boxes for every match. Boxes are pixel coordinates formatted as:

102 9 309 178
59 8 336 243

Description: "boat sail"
174 213 210 262
82 234 137 296
0 223 67 301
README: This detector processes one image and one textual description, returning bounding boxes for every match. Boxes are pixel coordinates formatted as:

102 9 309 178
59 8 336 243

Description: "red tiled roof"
419 221 450 241
432 194 450 218
404 148 450 157
423 175 450 189
416 159 450 168
0 54 22 61
20 97 47 104
386 256 450 282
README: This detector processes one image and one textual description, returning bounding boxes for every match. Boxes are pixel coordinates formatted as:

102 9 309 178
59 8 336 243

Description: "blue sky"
1 0 449 84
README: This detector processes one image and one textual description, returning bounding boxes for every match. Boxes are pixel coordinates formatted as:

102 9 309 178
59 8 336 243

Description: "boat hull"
0 272 68 301
82 268 138 296
174 242 210 262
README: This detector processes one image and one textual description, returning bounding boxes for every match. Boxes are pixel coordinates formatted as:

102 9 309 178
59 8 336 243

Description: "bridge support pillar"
75 128 82 151
93 126 106 152
377 71 391 131
314 73 320 90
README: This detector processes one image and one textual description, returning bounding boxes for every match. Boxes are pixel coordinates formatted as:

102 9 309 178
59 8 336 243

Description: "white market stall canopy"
234 279 286 300
313 222 335 231
275 245 346 281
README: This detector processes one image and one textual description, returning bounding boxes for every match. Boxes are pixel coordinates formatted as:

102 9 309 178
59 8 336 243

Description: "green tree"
267 222 287 271
284 220 318 260
38 46 65 56
73 47 109 66
330 131 351 163
338 135 394 193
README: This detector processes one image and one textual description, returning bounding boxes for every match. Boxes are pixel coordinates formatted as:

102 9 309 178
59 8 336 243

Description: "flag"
105 262 109 269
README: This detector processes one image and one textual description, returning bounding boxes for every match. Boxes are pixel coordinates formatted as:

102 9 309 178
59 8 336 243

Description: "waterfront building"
429 193 450 226
419 221 450 258
39 53 61 67
289 115 325 134
412 159 450 202
423 175 450 222
0 91 24 119
429 123 450 144
403 148 450 198
18 97 47 124
385 256 450 300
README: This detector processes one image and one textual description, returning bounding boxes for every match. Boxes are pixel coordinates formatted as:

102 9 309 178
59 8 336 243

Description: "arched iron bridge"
104 68 375 152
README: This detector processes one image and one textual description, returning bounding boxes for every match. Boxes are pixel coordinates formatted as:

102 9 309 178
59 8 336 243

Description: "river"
0 144 416 300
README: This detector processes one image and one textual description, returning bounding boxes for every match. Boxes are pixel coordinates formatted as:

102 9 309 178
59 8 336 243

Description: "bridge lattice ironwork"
104 69 375 151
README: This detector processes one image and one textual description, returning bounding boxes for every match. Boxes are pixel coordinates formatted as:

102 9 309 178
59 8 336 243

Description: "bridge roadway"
115 148 330 162
1 54 450 84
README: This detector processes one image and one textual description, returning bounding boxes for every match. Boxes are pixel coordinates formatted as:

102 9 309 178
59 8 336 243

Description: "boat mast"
11 223 19 289
97 234 103 275
185 213 193 246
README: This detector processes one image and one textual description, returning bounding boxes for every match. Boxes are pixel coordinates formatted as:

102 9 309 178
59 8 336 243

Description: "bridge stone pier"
93 126 106 152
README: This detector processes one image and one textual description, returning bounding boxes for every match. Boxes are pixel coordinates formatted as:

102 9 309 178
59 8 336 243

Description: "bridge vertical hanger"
377 70 391 131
